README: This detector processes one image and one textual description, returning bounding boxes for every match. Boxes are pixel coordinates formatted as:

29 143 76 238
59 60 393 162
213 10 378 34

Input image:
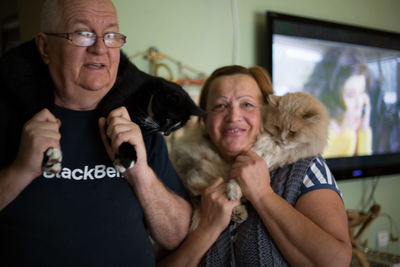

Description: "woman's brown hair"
198 65 274 112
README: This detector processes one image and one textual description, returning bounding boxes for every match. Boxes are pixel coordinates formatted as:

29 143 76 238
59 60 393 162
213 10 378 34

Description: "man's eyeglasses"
45 31 127 48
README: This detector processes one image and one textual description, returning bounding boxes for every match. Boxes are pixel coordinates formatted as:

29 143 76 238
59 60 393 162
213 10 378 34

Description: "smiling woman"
160 65 352 267
205 73 263 162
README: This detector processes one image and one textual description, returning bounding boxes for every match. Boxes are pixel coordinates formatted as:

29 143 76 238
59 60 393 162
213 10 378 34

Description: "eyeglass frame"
44 31 127 48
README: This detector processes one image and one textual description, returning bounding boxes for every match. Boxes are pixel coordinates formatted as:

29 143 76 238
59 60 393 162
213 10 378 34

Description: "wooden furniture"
347 204 381 267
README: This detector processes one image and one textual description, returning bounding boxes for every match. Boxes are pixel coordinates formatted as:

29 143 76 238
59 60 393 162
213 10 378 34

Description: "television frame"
265 11 400 180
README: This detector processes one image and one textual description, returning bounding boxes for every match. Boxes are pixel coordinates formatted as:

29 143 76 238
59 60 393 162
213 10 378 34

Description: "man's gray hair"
39 0 62 32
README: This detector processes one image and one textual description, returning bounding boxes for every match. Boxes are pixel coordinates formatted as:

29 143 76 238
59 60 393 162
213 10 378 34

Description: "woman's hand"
156 177 239 267
230 150 273 204
196 177 241 236
359 92 371 130
342 92 371 131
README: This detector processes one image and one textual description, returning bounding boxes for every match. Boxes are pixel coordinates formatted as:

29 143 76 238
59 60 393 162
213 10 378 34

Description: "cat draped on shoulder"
171 91 330 231
45 50 205 173
0 40 204 173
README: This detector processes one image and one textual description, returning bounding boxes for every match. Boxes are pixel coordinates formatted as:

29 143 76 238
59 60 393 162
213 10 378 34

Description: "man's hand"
13 108 61 180
99 106 148 175
99 106 191 249
0 108 61 211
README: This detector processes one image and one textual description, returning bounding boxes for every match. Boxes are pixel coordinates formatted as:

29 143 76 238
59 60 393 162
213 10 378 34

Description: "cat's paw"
113 142 137 173
189 206 202 232
227 179 242 201
113 156 135 173
232 205 248 223
42 147 62 173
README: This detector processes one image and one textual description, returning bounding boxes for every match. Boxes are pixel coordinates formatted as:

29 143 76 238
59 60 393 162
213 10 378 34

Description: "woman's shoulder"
299 156 342 199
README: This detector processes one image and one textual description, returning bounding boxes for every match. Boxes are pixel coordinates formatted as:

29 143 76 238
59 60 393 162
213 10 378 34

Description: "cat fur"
171 91 329 231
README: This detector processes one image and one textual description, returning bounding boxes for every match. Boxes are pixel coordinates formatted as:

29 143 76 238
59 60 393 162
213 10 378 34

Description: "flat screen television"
266 11 400 180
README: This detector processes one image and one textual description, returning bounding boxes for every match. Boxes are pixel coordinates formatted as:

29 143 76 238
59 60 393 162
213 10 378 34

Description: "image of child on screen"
304 47 373 158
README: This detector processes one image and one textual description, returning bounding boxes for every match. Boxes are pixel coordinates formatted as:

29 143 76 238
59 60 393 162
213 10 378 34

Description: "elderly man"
0 0 191 265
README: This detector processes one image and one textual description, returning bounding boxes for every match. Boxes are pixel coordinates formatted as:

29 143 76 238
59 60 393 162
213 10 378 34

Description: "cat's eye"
289 131 296 137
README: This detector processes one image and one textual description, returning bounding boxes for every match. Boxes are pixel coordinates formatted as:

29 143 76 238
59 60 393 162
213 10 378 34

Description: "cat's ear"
267 94 279 107
183 92 206 117
190 105 206 117
303 110 320 123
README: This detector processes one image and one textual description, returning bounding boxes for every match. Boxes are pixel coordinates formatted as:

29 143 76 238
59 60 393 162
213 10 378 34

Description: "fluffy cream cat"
171 92 330 231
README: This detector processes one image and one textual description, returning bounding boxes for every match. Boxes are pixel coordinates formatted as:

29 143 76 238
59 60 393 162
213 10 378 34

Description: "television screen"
266 11 400 180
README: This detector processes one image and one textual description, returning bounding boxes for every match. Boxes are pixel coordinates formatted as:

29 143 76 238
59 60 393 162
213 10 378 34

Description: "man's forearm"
0 166 33 211
125 166 191 250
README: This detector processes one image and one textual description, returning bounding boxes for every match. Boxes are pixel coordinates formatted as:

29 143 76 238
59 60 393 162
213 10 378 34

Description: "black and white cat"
102 77 205 173
42 51 205 173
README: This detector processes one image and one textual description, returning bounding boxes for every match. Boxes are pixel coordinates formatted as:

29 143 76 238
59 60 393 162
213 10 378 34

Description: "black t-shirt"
0 106 188 266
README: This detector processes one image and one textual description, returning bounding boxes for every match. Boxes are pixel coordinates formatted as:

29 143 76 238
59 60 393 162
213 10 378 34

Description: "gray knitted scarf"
199 155 317 267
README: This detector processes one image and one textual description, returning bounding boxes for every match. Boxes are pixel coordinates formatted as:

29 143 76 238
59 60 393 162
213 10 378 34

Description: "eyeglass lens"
73 32 124 47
